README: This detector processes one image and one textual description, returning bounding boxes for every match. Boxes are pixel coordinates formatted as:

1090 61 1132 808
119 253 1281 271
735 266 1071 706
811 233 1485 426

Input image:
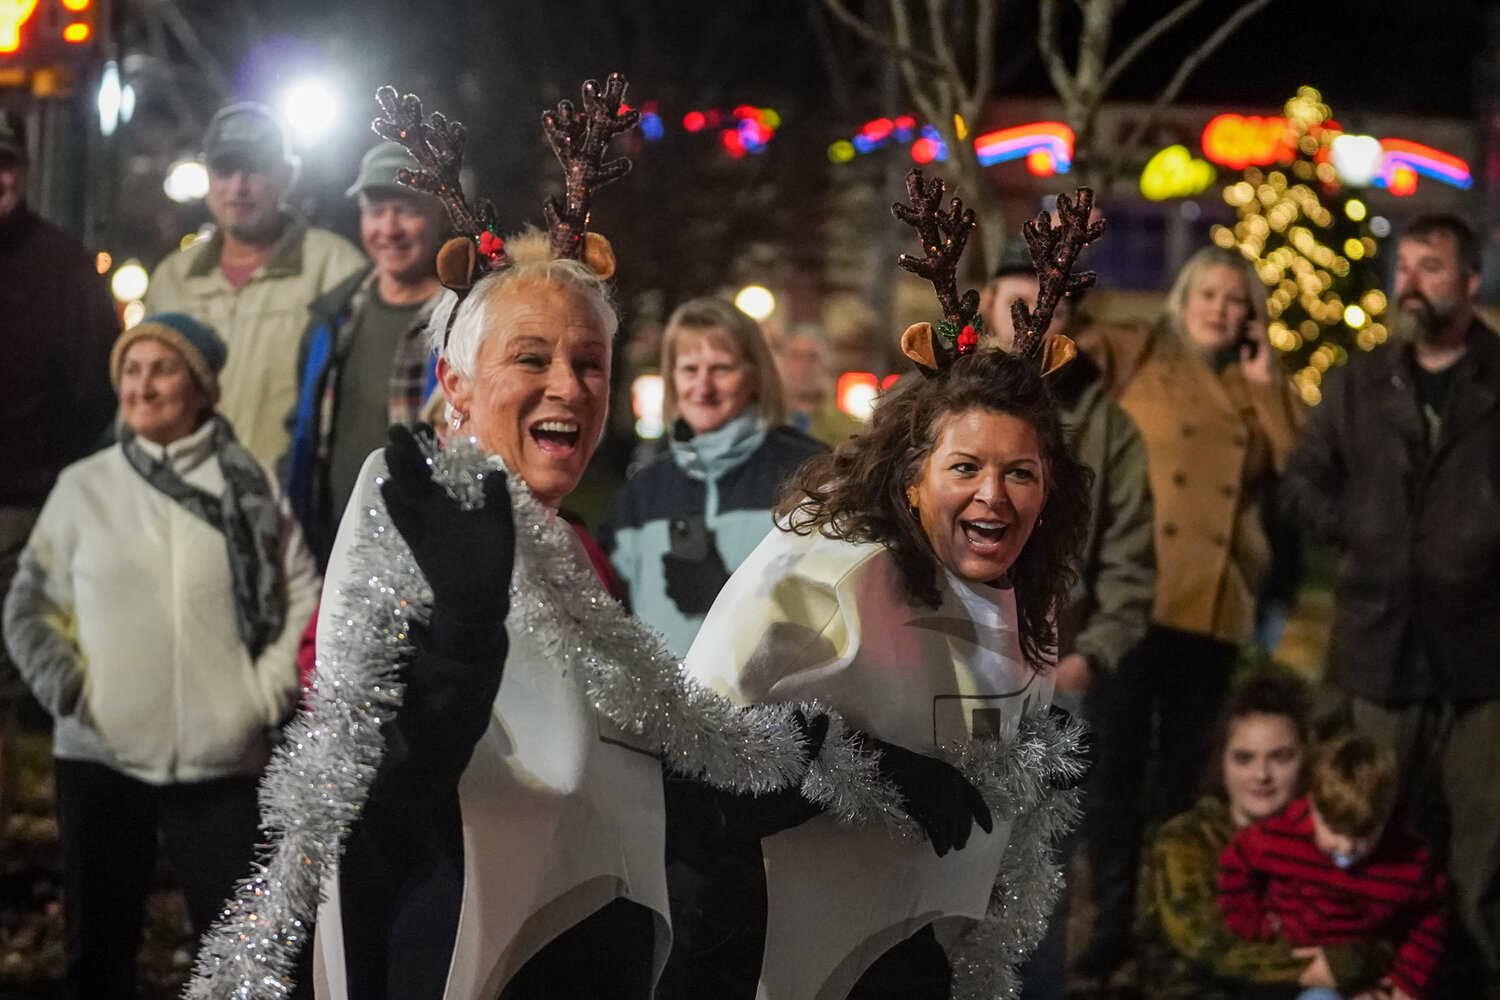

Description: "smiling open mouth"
531 420 581 454
961 520 1009 552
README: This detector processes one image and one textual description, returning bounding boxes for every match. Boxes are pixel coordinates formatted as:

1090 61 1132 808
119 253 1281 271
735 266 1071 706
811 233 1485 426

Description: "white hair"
427 228 619 380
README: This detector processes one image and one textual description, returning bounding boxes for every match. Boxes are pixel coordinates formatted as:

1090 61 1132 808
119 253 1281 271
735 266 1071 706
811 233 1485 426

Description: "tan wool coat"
1076 323 1302 644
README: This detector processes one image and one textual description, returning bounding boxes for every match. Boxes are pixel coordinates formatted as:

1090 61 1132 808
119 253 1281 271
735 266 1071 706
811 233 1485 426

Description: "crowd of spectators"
0 94 1497 1000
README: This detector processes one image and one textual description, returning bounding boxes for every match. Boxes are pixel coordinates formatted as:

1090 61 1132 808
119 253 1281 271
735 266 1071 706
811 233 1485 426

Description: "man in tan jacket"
146 103 366 465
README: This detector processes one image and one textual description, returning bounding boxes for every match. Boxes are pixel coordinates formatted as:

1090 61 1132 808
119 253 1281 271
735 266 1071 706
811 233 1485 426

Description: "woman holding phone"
1072 246 1303 980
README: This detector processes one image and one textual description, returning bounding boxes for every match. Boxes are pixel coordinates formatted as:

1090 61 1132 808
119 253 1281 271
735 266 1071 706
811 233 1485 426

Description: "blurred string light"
110 260 149 303
734 285 776 321
1199 97 1470 196
97 60 131 137
681 105 779 158
281 80 337 139
94 251 111 274
827 114 946 165
836 373 879 421
122 300 146 329
1210 87 1387 404
164 159 209 202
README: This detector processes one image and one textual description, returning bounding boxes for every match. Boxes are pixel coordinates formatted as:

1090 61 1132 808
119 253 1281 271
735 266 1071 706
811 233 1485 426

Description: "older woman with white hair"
4 312 319 999
184 82 968 1000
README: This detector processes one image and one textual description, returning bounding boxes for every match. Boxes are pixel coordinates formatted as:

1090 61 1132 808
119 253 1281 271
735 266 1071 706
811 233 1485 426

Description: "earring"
1035 514 1045 529
449 410 466 432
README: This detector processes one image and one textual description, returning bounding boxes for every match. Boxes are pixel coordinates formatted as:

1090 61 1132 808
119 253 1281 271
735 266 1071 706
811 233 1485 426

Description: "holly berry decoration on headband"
936 316 984 357
478 230 505 261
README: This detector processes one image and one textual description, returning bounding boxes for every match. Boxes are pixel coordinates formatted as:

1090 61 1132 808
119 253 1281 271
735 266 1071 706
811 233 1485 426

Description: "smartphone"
1238 319 1260 360
669 516 712 562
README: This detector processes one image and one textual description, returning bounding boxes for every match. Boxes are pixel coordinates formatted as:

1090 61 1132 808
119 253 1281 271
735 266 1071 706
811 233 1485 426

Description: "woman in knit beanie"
3 313 320 997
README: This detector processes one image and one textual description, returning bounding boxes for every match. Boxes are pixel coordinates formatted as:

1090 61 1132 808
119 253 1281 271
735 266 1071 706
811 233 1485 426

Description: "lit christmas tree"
1211 87 1388 405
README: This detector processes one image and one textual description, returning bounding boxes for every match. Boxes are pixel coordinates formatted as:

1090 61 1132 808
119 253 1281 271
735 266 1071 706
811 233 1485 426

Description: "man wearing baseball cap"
146 102 366 467
0 108 120 830
283 139 450 566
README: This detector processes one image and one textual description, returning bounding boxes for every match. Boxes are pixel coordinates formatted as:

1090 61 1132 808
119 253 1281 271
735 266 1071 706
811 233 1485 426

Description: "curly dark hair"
775 349 1091 667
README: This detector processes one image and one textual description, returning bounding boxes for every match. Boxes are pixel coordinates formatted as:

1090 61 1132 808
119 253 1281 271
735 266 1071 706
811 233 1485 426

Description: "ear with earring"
906 486 919 517
449 409 467 433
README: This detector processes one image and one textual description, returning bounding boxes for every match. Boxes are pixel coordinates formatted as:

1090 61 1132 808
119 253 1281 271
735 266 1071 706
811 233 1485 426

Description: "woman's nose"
545 361 583 400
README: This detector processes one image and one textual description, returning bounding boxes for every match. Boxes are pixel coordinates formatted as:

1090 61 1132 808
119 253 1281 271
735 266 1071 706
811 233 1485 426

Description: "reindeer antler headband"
372 73 639 342
893 168 1105 377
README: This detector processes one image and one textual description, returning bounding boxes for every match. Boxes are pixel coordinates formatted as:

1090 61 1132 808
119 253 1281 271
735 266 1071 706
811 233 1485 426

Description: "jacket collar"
186 210 311 280
668 410 768 482
1367 319 1500 454
127 417 218 475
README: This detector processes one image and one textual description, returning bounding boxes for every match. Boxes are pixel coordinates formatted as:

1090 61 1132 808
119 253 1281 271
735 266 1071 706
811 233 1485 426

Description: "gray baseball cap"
202 102 292 172
346 140 427 199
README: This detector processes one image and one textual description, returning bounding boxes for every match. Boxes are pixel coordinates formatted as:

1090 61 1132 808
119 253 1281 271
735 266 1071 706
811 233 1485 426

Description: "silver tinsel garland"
185 437 1086 999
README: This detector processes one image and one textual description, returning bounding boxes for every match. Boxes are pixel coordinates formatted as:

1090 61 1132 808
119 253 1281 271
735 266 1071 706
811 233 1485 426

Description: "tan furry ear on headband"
436 237 479 291
901 323 939 371
583 233 615 280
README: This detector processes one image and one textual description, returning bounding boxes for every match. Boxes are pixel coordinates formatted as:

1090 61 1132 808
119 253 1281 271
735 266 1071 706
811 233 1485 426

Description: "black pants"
500 898 656 1000
846 924 950 1000
54 758 262 1000
1081 625 1237 961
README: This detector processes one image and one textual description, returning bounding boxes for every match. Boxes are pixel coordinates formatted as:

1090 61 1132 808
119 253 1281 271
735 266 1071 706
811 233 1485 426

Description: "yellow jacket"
145 214 366 465
1077 323 1301 643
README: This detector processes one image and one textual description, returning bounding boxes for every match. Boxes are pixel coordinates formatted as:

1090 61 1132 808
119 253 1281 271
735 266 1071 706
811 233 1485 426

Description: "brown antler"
1011 187 1107 359
372 85 495 239
891 168 980 326
542 73 641 260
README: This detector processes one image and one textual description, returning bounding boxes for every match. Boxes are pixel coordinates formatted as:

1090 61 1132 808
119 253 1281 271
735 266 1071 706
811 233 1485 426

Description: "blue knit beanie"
110 312 229 402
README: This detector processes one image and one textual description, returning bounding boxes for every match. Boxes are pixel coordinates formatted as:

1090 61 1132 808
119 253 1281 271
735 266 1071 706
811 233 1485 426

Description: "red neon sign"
1 0 41 53
1201 114 1290 170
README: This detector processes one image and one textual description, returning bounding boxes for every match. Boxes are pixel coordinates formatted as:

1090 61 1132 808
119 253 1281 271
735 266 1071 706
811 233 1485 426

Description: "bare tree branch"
970 0 1000 118
819 0 949 72
1037 0 1078 107
1098 0 1209 97
1121 0 1276 150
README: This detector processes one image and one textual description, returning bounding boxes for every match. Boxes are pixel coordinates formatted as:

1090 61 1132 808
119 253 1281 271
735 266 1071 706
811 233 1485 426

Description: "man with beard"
146 104 366 466
1282 214 1500 999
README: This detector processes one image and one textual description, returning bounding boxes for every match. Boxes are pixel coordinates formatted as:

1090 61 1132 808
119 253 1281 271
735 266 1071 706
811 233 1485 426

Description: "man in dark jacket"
0 111 119 825
1282 214 1500 997
283 140 447 566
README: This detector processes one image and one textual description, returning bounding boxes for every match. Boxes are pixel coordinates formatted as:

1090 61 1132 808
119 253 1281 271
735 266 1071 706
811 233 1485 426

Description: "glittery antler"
893 168 981 326
1011 188 1106 360
372 85 496 241
891 168 983 371
542 73 641 261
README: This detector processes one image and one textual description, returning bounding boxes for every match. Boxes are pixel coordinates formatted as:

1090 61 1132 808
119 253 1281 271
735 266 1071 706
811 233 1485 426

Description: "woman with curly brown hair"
677 346 1093 1000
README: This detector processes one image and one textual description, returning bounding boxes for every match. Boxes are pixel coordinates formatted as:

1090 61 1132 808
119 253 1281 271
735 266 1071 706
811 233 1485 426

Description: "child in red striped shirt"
1218 735 1447 1000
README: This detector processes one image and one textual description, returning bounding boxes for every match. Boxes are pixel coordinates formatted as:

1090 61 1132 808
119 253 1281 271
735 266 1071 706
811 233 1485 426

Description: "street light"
110 260 149 303
281 80 337 140
734 285 776 321
164 159 209 203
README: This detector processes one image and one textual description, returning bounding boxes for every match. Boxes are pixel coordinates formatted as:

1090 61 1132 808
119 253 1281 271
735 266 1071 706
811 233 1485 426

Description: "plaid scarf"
120 415 285 659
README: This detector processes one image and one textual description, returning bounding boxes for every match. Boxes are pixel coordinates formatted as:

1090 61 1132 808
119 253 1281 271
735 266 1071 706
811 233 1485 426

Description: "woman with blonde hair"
603 296 824 658
1074 245 1303 980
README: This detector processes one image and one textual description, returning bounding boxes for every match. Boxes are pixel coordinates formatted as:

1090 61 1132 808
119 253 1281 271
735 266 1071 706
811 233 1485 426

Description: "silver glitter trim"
186 483 429 999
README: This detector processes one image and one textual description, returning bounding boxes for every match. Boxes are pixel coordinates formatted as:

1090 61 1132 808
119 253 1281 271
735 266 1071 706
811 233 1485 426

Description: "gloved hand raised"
865 736 993 857
381 424 515 652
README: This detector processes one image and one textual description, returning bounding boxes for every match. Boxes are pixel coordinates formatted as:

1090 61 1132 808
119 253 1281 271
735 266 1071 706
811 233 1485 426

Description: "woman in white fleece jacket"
2 312 319 1000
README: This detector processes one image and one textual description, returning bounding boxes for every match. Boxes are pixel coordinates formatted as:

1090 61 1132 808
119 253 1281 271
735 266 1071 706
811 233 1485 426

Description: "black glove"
381 424 515 657
866 736 993 857
715 710 830 839
1046 704 1096 791
662 544 731 616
